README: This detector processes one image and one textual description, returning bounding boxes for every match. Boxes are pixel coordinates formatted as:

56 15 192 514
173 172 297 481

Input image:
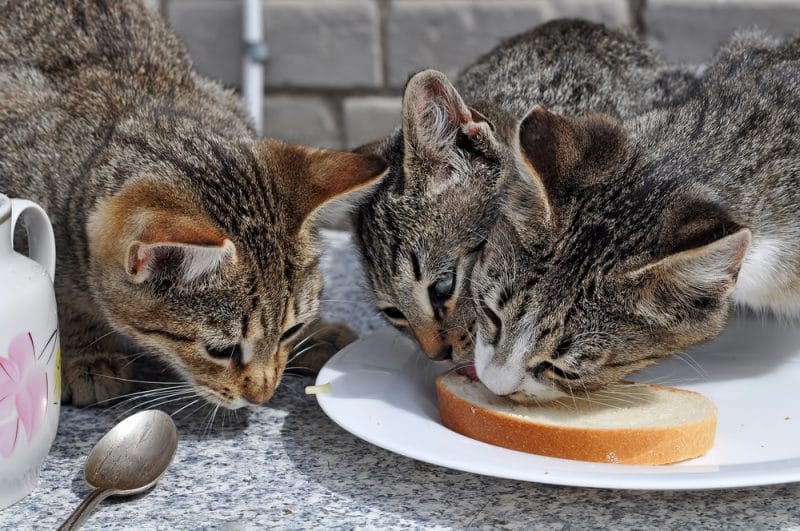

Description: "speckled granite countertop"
4 232 800 530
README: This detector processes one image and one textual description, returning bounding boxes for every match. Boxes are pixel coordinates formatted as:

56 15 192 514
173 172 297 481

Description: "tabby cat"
0 0 386 407
472 30 800 401
354 19 697 362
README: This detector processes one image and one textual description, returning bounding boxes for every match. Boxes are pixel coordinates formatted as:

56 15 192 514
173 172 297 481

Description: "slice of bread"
436 372 717 465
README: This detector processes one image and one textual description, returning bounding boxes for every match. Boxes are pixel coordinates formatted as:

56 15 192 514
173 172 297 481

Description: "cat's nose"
239 370 278 404
413 324 445 359
241 386 274 405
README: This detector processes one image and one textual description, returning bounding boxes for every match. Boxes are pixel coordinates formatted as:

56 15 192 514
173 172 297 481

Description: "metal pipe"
243 0 268 135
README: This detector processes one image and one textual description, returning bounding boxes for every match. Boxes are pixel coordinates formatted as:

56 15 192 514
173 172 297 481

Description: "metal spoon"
58 410 179 530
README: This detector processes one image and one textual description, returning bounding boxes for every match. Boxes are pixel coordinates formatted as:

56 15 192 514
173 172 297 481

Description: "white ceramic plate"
315 315 800 490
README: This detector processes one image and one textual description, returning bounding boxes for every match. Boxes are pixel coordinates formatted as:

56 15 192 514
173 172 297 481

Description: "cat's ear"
402 69 494 162
126 232 237 284
258 140 388 227
517 106 626 226
629 207 751 296
88 180 239 285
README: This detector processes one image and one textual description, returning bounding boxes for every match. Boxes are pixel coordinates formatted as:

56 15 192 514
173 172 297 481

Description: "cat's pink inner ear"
126 220 236 283
402 69 478 152
126 238 236 284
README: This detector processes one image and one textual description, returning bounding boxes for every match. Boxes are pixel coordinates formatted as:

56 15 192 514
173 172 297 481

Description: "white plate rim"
315 326 800 490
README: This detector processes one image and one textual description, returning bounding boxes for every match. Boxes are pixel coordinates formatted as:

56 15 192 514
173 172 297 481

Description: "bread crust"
436 375 716 465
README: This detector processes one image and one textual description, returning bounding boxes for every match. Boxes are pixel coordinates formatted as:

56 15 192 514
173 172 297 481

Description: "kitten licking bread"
354 20 698 363
0 0 387 407
471 30 800 401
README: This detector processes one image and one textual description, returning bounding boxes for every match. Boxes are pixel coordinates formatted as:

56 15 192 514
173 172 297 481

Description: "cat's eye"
206 343 243 364
381 307 406 321
279 322 305 343
530 361 581 381
480 301 502 345
480 301 501 328
430 272 456 305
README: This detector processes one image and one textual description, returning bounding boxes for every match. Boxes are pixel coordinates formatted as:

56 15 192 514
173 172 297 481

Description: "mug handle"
11 199 56 281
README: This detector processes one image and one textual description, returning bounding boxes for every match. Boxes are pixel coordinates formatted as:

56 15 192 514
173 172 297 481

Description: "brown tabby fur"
0 0 386 407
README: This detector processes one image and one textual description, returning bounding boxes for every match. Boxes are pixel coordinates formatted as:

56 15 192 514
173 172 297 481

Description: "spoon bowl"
58 410 178 530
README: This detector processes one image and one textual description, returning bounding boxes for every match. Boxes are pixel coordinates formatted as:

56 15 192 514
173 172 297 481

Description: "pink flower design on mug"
0 333 49 458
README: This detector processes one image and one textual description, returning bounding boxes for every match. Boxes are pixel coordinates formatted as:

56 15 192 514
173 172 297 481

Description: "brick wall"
153 0 800 152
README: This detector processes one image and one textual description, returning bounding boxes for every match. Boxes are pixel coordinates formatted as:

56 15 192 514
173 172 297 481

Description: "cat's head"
88 140 386 408
472 107 750 401
354 69 517 361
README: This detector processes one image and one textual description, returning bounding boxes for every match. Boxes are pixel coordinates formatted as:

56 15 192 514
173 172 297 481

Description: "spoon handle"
57 488 112 531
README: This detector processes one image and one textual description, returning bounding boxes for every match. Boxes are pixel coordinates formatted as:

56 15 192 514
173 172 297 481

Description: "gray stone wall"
155 0 800 152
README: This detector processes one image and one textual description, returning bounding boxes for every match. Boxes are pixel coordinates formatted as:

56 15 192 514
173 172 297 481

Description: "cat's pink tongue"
456 363 479 382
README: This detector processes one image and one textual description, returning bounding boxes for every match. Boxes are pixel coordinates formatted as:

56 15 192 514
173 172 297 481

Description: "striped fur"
473 30 800 401
353 19 699 362
0 0 386 407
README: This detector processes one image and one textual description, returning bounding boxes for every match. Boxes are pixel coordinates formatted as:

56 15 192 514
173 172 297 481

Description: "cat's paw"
63 351 134 407
288 321 358 374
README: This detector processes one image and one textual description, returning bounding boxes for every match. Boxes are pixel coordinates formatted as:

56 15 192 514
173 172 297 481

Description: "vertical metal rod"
243 0 267 135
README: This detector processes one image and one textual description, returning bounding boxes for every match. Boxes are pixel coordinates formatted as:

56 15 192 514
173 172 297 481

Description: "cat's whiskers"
95 391 189 416
564 379 578 411
90 383 193 407
578 380 593 404
203 402 222 437
113 388 198 420
671 352 710 381
119 350 157 370
283 367 309 378
137 393 202 416
81 329 121 351
170 398 200 418
178 399 212 424
588 391 646 407
103 387 194 410
632 375 706 387
286 344 321 366
86 373 187 386
589 385 659 407
440 360 474 377
556 382 627 410
290 327 325 354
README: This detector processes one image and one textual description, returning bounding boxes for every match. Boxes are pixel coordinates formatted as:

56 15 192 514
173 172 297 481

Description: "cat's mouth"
455 362 479 381
459 360 569 402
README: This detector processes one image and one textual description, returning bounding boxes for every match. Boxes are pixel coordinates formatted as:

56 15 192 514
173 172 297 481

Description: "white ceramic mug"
0 193 60 509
